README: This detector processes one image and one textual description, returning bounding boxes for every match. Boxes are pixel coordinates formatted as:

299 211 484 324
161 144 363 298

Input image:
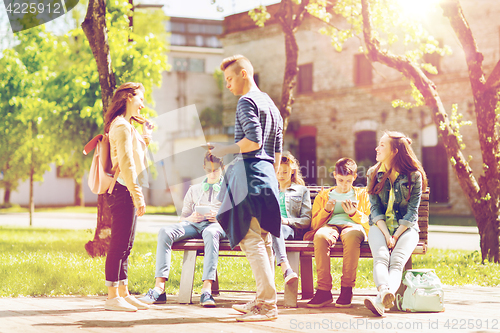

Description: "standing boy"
303 158 370 308
210 55 283 322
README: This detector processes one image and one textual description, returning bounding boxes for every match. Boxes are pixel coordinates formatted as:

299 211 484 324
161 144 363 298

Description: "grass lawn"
0 227 498 297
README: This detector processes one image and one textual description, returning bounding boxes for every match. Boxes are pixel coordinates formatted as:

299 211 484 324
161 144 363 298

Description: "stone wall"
220 0 499 216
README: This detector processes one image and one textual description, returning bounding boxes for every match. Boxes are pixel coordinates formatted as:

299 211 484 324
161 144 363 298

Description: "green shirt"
327 188 357 227
279 191 288 218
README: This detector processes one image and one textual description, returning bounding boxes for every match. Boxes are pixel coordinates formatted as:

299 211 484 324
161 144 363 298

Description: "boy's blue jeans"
155 220 226 281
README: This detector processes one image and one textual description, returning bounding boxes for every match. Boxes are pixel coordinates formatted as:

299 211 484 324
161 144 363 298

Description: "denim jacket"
367 167 422 231
281 183 312 230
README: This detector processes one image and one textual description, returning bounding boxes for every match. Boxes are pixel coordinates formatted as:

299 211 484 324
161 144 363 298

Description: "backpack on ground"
396 268 445 312
83 134 119 194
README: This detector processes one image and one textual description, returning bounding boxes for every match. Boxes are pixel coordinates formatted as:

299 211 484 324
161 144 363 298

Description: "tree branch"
441 0 500 190
361 0 481 202
440 0 485 95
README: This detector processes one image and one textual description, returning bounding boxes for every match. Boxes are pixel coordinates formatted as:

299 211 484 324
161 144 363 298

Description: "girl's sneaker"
364 296 385 316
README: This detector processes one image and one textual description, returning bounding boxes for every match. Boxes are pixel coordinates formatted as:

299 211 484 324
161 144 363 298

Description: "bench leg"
178 250 197 304
211 270 219 296
391 255 413 311
284 251 299 308
300 254 314 299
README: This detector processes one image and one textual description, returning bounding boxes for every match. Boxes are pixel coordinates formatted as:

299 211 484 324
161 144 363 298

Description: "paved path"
1 286 499 333
0 212 482 251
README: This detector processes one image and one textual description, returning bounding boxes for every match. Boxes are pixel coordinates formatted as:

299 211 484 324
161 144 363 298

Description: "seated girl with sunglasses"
139 152 226 308
273 152 312 284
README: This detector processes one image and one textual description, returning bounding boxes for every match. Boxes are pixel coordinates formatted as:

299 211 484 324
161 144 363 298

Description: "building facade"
220 0 499 216
147 16 226 208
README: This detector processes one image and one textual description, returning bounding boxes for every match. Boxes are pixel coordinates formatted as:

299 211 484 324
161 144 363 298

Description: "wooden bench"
171 186 430 307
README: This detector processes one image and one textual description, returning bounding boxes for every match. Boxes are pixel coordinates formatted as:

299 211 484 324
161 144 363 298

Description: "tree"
219 0 333 135
219 0 500 262
80 0 168 256
359 0 500 262
0 27 66 224
249 1 311 133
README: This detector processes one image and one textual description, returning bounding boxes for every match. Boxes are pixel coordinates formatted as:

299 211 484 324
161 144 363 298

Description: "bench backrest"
305 186 430 250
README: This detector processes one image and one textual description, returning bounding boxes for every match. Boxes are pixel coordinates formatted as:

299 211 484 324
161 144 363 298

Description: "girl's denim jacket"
281 183 312 231
367 167 423 232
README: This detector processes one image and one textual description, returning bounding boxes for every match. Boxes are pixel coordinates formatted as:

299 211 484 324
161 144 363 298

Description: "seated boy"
304 157 370 308
139 152 226 307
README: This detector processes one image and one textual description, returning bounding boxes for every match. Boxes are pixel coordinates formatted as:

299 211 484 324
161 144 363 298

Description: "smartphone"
334 200 359 213
200 143 214 150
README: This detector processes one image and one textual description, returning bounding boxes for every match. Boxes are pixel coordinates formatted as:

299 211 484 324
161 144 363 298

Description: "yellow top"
379 164 399 235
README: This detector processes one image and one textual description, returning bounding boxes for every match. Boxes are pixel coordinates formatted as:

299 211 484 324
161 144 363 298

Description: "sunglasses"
281 156 291 164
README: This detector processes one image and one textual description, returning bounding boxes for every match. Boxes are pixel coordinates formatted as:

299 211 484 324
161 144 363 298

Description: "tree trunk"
3 185 11 204
74 178 84 207
82 0 116 257
440 0 500 263
29 164 34 227
361 0 500 262
275 0 310 136
85 194 113 257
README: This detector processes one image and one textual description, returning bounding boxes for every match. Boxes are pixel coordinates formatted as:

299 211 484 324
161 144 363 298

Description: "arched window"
296 126 317 186
422 124 449 203
354 130 377 186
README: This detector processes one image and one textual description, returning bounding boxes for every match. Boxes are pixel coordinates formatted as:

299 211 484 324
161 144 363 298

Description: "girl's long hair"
281 151 305 186
104 82 147 133
367 131 428 200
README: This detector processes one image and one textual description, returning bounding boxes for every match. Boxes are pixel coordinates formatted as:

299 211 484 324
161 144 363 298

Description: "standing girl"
364 131 427 316
103 82 153 311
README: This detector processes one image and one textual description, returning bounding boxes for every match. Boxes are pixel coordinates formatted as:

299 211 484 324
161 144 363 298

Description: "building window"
189 58 205 72
173 58 205 73
170 33 186 46
173 58 189 71
187 23 203 34
422 143 449 203
298 135 317 185
423 38 443 74
195 35 204 47
169 22 186 33
297 63 313 93
354 131 377 186
205 36 221 48
354 54 372 85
